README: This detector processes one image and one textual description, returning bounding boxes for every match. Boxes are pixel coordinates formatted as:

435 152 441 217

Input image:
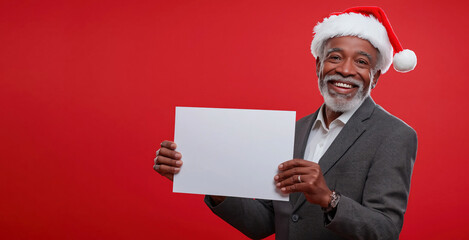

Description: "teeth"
334 82 353 89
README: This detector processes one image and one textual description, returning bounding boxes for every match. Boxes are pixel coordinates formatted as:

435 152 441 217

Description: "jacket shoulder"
371 105 417 138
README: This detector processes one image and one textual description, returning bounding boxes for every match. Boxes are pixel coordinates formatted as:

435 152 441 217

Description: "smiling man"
154 6 418 240
318 36 380 121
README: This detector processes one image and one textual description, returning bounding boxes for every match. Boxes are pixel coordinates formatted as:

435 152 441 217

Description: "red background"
1 0 468 239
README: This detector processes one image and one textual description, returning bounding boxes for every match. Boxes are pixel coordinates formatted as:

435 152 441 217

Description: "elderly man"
154 6 417 240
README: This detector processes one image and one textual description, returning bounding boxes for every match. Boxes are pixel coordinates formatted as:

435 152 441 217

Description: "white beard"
318 74 372 112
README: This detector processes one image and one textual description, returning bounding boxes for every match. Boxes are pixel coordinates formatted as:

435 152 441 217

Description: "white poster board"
173 107 295 201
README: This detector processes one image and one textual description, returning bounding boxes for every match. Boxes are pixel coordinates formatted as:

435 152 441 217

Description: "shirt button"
291 214 299 222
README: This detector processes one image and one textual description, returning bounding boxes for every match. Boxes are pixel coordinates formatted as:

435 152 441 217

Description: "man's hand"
153 140 227 204
274 159 332 208
153 140 183 181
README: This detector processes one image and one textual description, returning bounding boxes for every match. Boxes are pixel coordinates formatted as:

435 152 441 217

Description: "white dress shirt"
304 103 362 163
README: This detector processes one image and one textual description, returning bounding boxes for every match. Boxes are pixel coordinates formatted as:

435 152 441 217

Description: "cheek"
320 63 335 76
358 69 372 86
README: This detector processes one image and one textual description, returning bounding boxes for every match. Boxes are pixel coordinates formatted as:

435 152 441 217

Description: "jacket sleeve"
325 126 417 240
204 196 275 239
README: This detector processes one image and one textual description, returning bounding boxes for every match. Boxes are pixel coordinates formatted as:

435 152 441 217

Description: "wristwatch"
322 191 340 213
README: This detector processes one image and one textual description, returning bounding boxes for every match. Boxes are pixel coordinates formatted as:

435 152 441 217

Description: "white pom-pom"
393 49 417 73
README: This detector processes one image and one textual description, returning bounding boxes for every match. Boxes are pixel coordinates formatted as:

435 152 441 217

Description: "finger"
278 159 316 171
159 147 182 160
154 148 163 165
161 140 177 150
153 163 160 170
279 182 311 194
276 174 307 189
277 173 324 192
276 165 324 188
154 166 176 181
155 155 183 167
275 167 313 182
153 163 181 175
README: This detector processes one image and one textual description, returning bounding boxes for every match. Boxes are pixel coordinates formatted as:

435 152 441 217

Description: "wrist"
322 191 340 213
321 190 333 208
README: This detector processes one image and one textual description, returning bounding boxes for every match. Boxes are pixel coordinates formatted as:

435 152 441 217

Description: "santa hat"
311 6 417 73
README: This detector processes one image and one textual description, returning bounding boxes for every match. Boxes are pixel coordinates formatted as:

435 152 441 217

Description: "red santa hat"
311 6 417 73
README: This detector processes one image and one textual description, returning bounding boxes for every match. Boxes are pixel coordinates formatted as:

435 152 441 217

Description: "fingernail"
176 160 182 166
274 175 279 180
171 143 176 149
174 168 181 172
278 164 283 169
281 187 286 191
175 153 181 159
276 183 281 187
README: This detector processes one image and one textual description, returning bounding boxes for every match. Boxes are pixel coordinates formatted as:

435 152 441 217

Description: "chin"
321 87 369 112
318 75 372 113
323 93 364 112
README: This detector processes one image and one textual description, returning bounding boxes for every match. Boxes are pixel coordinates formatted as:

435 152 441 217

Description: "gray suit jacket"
205 97 417 240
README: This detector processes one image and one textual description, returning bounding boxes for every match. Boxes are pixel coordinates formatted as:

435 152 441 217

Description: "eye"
327 54 341 62
356 58 369 66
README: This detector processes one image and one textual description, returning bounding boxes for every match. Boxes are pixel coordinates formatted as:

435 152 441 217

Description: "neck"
323 105 343 129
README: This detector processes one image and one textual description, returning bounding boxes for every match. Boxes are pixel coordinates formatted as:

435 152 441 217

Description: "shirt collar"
313 100 364 130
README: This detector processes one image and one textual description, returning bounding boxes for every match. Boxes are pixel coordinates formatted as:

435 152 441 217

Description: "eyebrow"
357 51 373 62
326 48 342 55
326 48 373 62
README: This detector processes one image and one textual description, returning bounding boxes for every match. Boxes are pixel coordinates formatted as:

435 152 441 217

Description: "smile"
325 79 360 96
333 81 354 89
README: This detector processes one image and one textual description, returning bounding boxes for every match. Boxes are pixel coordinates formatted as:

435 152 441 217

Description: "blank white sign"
173 107 295 201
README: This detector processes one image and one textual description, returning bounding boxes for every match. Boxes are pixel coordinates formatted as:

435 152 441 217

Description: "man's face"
317 36 380 112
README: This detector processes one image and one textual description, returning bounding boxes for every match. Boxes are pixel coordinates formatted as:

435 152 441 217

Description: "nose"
335 58 356 77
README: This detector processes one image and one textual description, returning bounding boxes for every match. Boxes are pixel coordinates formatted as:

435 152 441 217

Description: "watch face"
322 192 340 212
331 192 340 208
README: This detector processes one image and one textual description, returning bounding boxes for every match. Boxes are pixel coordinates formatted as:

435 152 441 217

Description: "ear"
315 57 321 77
371 70 381 89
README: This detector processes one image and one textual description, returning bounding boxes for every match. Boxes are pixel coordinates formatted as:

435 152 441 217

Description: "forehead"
324 36 379 58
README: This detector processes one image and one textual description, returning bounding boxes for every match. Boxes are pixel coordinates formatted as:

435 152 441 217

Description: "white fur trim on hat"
311 13 393 73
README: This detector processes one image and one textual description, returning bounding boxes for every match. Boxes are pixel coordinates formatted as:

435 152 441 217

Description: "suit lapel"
291 97 376 212
290 110 318 206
